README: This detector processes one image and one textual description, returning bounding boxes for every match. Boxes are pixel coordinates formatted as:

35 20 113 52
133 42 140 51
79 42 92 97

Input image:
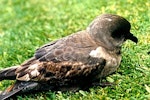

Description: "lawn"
0 0 150 100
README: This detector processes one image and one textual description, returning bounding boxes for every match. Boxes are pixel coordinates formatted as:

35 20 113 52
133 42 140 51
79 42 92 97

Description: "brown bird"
0 14 138 100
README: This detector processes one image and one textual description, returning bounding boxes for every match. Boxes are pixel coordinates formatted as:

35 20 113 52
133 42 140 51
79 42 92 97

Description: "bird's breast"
89 46 121 77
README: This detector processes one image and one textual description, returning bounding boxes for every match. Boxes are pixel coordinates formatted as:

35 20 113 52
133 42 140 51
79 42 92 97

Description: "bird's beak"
126 33 138 43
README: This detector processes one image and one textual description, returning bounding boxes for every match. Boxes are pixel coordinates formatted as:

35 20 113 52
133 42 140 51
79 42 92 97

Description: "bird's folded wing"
15 31 106 82
16 57 106 82
34 31 97 62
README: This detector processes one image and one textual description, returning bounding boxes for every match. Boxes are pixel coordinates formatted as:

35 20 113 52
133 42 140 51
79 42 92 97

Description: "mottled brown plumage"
0 14 138 100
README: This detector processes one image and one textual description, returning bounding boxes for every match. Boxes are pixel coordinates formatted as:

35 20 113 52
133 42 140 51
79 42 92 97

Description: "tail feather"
0 81 39 100
0 88 22 100
0 66 19 81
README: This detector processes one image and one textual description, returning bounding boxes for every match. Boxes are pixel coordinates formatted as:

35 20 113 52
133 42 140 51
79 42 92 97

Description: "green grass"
0 0 150 100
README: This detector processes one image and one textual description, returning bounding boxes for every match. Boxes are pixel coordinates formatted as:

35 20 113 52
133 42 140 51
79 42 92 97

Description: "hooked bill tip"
127 33 138 44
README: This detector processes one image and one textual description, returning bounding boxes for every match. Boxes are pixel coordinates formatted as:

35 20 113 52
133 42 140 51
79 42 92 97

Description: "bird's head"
87 14 138 50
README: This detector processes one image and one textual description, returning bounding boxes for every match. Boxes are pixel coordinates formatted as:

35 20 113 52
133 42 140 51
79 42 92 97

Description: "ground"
0 0 150 100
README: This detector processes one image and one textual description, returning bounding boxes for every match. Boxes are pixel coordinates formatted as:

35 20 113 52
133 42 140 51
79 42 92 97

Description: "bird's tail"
0 57 50 100
0 65 22 100
0 81 39 100
0 66 20 81
0 81 56 100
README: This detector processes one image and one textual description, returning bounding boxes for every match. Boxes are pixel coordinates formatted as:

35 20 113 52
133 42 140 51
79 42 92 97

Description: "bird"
0 14 138 100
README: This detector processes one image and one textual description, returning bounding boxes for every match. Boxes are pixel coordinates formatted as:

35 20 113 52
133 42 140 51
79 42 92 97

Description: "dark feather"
0 81 39 100
0 66 18 81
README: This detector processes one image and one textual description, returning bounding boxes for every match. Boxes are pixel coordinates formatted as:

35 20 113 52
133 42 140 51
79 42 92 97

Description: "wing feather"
35 31 97 62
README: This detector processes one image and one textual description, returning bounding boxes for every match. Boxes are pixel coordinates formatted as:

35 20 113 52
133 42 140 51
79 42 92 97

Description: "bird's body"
0 14 138 100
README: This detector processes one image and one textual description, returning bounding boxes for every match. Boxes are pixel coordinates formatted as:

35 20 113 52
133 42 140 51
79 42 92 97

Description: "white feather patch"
105 18 112 21
30 70 40 77
89 47 103 58
89 46 119 67
17 74 30 81
28 64 39 70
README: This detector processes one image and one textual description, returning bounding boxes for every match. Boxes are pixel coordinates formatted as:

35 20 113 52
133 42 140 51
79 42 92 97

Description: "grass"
0 0 149 100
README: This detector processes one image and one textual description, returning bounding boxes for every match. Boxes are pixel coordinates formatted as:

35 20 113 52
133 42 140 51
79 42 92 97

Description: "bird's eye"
111 30 122 39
